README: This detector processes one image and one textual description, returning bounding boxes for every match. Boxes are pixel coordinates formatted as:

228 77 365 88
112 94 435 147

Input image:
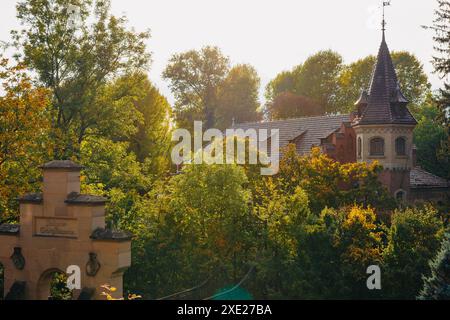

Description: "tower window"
395 137 406 156
357 137 362 158
370 137 384 156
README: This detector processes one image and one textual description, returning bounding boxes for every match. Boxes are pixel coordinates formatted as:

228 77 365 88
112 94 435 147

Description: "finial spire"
382 1 391 39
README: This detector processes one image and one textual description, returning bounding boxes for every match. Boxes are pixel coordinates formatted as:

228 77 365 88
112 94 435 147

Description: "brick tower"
352 29 417 201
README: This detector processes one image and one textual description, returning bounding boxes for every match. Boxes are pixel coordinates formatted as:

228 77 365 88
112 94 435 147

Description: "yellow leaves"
100 284 142 300
101 285 121 300
338 206 383 267
346 206 376 226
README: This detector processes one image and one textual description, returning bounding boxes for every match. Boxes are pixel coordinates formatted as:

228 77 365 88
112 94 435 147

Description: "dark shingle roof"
410 167 449 188
354 34 417 126
233 114 349 154
41 160 84 170
65 192 107 205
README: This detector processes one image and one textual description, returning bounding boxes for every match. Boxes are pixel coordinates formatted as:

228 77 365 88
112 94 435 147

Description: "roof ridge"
235 113 349 127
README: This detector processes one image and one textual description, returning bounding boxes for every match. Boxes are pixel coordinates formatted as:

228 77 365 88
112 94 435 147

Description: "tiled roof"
410 167 449 188
41 160 84 170
354 33 417 126
233 114 349 154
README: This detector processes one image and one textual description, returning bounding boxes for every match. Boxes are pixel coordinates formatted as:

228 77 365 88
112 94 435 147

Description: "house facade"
234 31 449 204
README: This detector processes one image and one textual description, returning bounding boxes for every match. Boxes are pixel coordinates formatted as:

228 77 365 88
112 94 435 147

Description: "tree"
0 58 50 221
163 46 230 130
80 136 153 229
13 0 150 158
278 145 394 214
265 51 343 117
126 73 172 173
337 56 376 113
294 50 343 114
428 0 450 179
216 64 261 129
413 96 448 177
266 92 323 120
264 70 297 105
125 163 257 298
267 51 430 117
294 206 383 299
391 52 431 114
383 206 444 299
430 0 450 77
338 52 430 114
419 233 450 300
252 179 311 298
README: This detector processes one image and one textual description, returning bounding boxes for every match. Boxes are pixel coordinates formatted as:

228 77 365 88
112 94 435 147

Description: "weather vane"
382 1 391 31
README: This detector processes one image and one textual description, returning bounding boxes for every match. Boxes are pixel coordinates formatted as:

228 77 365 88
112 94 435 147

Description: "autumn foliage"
0 58 50 220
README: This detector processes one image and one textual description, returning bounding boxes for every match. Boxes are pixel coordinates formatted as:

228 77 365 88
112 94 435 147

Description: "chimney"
41 160 84 217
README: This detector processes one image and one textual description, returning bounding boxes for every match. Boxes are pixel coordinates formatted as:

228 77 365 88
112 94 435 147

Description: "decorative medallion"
10 247 25 270
86 252 101 277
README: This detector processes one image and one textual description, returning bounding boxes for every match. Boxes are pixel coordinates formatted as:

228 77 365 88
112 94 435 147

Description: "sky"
0 0 444 105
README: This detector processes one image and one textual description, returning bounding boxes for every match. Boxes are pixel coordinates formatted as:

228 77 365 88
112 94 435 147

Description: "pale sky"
0 0 444 105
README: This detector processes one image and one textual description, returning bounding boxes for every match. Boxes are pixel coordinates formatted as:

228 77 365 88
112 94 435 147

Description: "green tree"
80 137 152 230
265 51 343 117
264 70 297 105
338 52 430 114
428 0 450 179
125 164 257 298
126 73 172 173
252 179 311 298
13 0 150 158
294 50 343 114
383 206 444 299
294 206 383 299
163 46 230 130
413 96 448 177
419 233 450 300
267 51 430 117
265 92 323 120
216 64 261 128
391 52 431 114
337 56 376 113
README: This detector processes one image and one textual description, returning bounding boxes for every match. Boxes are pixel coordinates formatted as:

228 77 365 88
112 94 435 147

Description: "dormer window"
370 137 384 156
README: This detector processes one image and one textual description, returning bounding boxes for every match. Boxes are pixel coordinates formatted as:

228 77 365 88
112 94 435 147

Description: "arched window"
395 190 406 202
357 137 362 158
370 137 384 156
395 137 406 156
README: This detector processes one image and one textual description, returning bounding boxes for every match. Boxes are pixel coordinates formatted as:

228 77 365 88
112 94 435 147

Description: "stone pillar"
0 160 132 300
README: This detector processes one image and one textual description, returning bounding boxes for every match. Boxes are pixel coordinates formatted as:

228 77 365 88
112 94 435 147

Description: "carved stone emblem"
86 252 101 277
11 247 25 270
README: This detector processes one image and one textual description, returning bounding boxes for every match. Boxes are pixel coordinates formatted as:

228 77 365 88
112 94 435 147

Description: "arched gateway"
0 161 132 300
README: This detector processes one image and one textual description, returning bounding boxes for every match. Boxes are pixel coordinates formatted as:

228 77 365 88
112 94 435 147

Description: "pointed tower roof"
355 31 417 126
